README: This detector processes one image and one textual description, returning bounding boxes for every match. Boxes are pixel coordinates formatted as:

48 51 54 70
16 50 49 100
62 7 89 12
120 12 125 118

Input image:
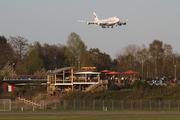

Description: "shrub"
108 83 119 91
151 84 158 89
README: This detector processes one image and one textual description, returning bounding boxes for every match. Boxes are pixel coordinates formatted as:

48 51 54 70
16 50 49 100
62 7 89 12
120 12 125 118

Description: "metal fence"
7 99 180 110
0 99 11 111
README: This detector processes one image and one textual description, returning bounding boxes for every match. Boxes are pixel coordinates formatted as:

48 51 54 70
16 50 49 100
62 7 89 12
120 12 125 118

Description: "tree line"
116 40 180 81
0 32 180 82
0 33 111 78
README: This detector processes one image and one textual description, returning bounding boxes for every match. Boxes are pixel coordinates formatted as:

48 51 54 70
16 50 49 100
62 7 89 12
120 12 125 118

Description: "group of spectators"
102 75 179 84
104 75 141 84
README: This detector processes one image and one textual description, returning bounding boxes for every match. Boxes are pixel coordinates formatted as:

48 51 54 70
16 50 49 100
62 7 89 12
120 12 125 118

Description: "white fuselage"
96 17 120 26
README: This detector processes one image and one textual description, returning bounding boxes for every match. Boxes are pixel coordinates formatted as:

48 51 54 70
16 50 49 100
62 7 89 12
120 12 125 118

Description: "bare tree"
9 36 28 59
162 44 173 76
116 44 141 72
149 40 163 77
137 44 149 79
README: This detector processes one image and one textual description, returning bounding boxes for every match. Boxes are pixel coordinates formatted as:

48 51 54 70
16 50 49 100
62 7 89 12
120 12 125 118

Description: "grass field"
0 114 180 120
1 109 180 120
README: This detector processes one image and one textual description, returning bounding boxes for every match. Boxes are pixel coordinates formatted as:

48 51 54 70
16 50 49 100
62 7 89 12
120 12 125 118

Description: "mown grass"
0 114 180 120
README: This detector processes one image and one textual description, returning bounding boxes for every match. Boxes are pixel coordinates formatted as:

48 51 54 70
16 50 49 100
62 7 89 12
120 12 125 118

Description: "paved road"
1 111 180 114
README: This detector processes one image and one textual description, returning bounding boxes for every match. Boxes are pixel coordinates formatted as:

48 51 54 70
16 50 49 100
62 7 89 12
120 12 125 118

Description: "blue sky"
1 0 180 59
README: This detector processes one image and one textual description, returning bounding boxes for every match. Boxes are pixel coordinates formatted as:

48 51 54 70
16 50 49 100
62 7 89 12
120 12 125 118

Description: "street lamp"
78 61 80 70
175 65 177 80
169 76 171 84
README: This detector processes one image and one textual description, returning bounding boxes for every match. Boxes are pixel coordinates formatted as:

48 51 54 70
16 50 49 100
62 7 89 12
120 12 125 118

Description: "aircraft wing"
75 19 96 25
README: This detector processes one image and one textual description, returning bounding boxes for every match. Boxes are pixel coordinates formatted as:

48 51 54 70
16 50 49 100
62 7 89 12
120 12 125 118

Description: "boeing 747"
75 12 128 28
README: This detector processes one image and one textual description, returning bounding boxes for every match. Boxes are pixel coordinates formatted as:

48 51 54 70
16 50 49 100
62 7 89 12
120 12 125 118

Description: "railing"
99 80 108 84
3 75 47 81
73 79 98 82
17 97 40 108
56 80 72 83
55 78 99 83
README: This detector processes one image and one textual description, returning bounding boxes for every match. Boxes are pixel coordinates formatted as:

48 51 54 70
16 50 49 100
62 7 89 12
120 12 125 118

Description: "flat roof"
47 67 75 74
74 71 101 74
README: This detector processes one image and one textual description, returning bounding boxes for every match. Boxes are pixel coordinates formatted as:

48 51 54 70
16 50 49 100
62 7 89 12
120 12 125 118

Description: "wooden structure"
47 67 75 95
47 67 102 94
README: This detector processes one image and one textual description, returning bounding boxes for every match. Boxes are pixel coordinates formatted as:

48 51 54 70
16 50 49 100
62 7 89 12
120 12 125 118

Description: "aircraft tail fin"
93 12 99 21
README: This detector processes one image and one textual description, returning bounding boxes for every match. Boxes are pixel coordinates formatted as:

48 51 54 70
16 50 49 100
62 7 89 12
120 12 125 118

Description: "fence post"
45 100 46 109
16 99 17 110
150 100 151 110
159 100 161 110
34 101 36 109
55 99 56 109
83 100 85 110
10 99 11 111
64 100 66 110
112 100 113 110
121 100 123 110
4 99 5 111
131 100 132 110
93 100 94 110
102 100 104 110
33 106 34 111
74 100 75 109
178 100 179 110
141 100 143 110
169 100 170 110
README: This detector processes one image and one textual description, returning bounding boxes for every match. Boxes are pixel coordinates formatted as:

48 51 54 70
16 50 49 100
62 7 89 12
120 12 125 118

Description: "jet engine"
86 22 90 25
122 22 126 25
96 23 101 26
117 21 122 26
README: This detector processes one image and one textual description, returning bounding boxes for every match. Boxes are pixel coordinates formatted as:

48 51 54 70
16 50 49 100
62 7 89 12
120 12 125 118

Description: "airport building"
2 67 108 94
47 67 108 95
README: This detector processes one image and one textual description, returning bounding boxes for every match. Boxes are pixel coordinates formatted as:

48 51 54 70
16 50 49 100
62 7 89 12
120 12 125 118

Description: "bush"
132 80 151 91
133 80 141 89
151 84 158 89
108 83 119 91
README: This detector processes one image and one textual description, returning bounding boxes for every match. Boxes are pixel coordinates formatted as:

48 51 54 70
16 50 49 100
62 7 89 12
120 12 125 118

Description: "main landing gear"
102 26 113 28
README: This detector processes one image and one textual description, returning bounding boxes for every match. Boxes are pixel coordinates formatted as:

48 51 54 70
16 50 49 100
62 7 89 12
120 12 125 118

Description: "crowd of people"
101 75 178 84
101 75 141 84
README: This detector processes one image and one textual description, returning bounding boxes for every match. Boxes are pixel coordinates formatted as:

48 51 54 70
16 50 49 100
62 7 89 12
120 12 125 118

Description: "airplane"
75 12 128 28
